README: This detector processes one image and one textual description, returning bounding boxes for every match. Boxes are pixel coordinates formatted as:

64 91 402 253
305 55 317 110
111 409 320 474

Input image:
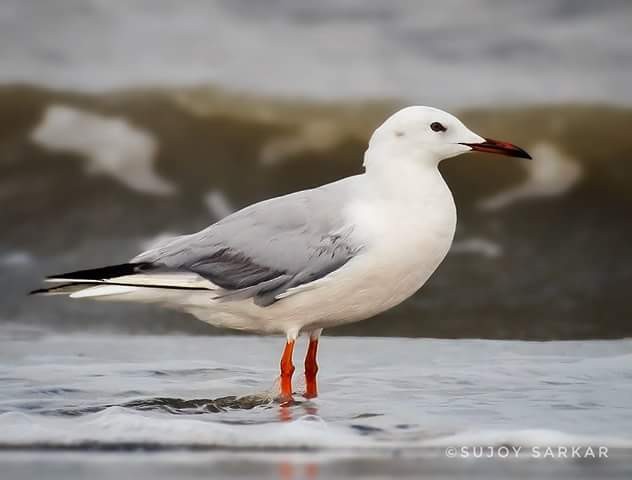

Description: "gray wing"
133 181 362 306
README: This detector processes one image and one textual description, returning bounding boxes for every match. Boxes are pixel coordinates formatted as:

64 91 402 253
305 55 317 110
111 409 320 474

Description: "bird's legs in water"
304 329 322 399
279 329 321 402
279 334 296 402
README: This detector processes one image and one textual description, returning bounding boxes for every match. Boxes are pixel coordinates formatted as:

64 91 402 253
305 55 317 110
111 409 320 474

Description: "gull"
32 106 530 401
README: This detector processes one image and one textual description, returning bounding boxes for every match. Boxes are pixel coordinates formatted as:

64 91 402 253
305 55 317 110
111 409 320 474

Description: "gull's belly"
186 183 457 334
185 208 456 334
300 223 455 330
294 192 458 330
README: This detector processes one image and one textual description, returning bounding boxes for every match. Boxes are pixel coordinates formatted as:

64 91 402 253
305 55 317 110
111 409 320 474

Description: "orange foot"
279 338 295 403
304 334 319 399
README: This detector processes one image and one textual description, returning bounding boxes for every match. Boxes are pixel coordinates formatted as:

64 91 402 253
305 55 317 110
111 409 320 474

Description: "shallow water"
2 1 631 105
1 327 631 477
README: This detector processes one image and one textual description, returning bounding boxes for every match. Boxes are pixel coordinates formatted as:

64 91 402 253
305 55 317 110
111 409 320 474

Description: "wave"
2 0 631 106
1 85 632 338
1 407 630 451
0 407 369 450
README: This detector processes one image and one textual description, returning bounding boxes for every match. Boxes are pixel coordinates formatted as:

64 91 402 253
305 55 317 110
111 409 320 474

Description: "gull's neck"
362 144 448 204
350 144 457 259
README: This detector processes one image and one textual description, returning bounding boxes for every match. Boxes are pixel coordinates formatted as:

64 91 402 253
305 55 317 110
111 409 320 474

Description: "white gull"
32 106 531 400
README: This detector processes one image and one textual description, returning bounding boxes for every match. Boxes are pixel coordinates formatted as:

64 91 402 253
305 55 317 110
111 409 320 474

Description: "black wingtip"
29 282 87 296
29 287 48 295
46 263 150 281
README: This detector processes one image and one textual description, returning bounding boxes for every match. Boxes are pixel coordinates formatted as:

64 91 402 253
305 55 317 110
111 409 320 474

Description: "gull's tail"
30 263 217 301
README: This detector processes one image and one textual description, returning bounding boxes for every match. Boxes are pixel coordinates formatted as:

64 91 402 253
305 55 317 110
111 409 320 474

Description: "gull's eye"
430 122 447 133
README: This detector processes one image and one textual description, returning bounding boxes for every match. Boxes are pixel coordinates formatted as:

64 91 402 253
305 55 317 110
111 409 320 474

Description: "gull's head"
367 106 531 167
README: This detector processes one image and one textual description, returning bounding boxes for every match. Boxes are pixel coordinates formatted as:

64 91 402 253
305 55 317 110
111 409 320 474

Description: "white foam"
479 142 583 211
0 251 34 267
451 238 502 258
204 190 234 219
30 105 175 196
0 408 370 449
2 334 631 451
259 121 343 166
1 409 630 451
1 1 630 105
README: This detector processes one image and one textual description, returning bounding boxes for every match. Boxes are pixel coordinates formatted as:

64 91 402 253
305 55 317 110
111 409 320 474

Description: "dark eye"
430 122 446 132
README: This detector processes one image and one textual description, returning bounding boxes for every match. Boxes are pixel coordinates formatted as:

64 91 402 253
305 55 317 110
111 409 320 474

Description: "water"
3 88 632 338
1 1 631 106
1 326 631 477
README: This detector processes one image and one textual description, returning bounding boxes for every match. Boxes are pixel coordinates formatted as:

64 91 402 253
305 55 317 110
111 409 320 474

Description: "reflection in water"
278 460 319 480
277 400 319 423
278 404 293 423
277 401 320 479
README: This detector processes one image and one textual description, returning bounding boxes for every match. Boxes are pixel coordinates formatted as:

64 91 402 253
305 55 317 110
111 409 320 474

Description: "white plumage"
36 106 531 340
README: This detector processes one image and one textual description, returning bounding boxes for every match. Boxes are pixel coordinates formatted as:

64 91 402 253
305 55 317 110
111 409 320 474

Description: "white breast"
319 178 457 323
183 168 457 335
264 168 458 332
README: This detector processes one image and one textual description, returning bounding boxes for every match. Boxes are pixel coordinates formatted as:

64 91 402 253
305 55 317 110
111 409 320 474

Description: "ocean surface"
1 0 631 106
2 3 631 477
3 90 632 339
1 326 631 478
2 3 632 340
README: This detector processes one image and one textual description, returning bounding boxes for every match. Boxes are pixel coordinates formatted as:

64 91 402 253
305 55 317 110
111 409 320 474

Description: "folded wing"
132 188 361 306
38 183 363 306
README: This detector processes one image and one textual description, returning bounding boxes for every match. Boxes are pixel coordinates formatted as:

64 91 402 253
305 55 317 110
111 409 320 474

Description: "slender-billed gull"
32 106 531 400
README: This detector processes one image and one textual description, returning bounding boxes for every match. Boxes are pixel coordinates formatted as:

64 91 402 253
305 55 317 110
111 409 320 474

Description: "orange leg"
279 339 295 401
304 334 320 399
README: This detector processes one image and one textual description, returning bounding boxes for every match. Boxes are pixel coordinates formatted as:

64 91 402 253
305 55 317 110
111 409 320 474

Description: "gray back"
133 177 363 306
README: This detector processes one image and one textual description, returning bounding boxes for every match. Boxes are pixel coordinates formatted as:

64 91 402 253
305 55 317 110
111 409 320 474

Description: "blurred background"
1 0 631 339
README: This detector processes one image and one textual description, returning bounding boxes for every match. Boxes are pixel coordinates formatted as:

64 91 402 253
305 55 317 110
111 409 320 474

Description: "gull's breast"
184 179 457 333
296 193 457 329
